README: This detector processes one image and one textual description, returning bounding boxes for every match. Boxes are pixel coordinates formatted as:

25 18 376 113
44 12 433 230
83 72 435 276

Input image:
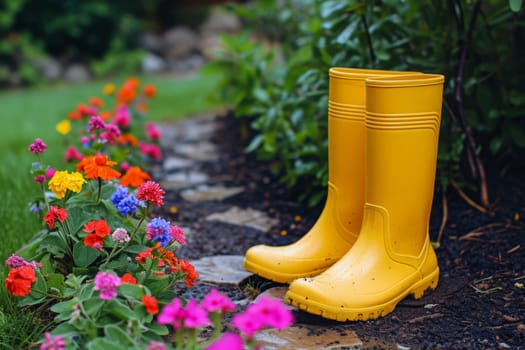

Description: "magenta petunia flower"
29 138 47 154
232 311 264 338
205 333 244 350
248 295 294 330
93 271 121 300
45 168 56 179
157 298 186 330
39 332 66 350
201 288 236 314
183 299 211 329
64 146 84 162
136 181 165 207
146 123 161 141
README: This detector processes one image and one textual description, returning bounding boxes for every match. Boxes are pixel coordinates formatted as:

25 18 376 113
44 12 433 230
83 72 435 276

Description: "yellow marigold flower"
66 172 86 193
48 171 86 199
103 83 116 95
48 171 69 199
56 120 71 135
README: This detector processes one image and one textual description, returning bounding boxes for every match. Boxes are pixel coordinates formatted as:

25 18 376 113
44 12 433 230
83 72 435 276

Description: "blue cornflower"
110 186 128 207
116 195 141 216
146 217 171 247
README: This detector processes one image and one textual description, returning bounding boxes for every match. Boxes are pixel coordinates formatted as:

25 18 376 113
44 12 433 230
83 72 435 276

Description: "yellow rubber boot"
286 73 444 320
243 68 418 283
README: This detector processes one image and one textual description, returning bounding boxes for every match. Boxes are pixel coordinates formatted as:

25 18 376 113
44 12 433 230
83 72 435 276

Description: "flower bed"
4 78 292 349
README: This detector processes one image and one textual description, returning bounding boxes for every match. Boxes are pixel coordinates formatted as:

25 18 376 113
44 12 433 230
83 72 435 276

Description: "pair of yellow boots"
244 68 444 321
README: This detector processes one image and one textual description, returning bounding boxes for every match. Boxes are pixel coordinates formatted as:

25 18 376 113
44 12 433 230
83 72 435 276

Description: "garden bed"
158 113 525 349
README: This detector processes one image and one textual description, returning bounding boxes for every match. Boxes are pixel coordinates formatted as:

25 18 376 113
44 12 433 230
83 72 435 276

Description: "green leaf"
104 325 133 346
73 241 100 267
118 283 145 300
37 234 66 258
47 273 66 295
87 338 127 350
51 299 77 314
510 0 523 12
107 299 138 320
148 323 169 336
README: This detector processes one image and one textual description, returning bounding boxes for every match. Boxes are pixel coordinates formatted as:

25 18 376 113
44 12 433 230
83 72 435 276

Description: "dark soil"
157 114 525 349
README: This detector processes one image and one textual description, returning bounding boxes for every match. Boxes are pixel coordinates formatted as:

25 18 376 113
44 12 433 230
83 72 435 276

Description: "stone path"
156 115 365 349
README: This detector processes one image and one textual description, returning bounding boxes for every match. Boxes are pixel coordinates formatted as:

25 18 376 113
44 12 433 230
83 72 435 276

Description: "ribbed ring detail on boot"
366 111 440 133
328 101 365 122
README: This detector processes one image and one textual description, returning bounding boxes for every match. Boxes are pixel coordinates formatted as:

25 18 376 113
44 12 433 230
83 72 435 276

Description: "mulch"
156 113 525 349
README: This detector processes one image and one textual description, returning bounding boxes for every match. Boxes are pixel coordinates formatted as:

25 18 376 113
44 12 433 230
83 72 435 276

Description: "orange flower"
121 273 137 285
120 166 152 187
117 133 138 147
68 110 82 120
141 295 159 315
125 77 140 89
179 259 199 288
89 97 104 107
83 219 110 250
5 266 37 297
143 84 156 98
99 111 112 121
117 86 136 105
77 154 121 180
159 247 179 267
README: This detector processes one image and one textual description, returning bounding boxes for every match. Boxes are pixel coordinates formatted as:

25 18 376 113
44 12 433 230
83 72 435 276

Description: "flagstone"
174 141 219 161
180 184 244 202
205 206 278 232
162 170 208 189
163 156 193 171
190 255 252 284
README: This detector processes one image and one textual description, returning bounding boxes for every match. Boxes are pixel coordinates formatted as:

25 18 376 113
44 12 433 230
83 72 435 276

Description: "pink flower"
201 288 236 314
120 162 130 172
139 142 162 160
248 295 294 330
112 105 131 129
5 255 41 269
45 168 56 179
146 123 161 141
64 146 84 162
232 312 264 338
88 116 106 132
205 333 244 350
29 138 47 154
136 181 165 207
157 298 186 330
145 341 166 350
34 175 46 184
40 332 66 350
183 299 210 329
100 124 121 144
93 271 121 300
169 225 186 245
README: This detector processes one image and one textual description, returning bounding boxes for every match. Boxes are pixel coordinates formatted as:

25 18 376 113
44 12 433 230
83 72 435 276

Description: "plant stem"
96 178 102 203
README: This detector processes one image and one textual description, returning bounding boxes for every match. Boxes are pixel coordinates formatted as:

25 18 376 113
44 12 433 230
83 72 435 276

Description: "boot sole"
244 259 330 284
286 267 439 321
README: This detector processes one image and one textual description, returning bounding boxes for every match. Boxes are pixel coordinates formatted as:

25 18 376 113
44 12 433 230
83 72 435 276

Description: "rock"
64 64 90 83
200 8 242 35
206 206 278 232
255 325 362 350
167 54 204 72
174 141 219 161
190 255 252 284
142 52 167 73
162 170 208 189
180 185 244 202
163 156 193 172
163 26 199 60
32 56 62 81
199 32 226 60
140 31 163 54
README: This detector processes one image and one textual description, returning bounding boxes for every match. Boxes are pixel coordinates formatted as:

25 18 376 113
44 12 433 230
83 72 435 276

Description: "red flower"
44 206 68 229
141 295 159 315
83 219 110 250
136 181 165 207
135 247 155 264
77 154 121 181
5 266 37 297
121 273 137 285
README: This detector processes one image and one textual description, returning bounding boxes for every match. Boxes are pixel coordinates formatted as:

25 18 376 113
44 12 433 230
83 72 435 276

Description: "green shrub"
209 0 524 207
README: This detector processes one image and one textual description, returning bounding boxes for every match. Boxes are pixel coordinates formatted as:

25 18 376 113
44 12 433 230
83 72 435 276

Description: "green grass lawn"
0 70 223 348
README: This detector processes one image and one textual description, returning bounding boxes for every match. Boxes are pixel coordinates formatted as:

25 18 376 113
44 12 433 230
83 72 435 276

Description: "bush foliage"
208 0 524 207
